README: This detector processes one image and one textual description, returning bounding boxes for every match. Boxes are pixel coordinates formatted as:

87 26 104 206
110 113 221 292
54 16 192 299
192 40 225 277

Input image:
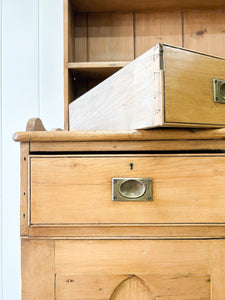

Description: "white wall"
0 0 64 299
0 0 2 298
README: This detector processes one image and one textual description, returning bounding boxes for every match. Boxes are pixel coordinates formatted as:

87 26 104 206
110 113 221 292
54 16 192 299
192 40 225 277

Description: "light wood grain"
21 239 54 300
55 239 210 274
20 143 29 236
13 127 225 142
69 44 225 130
64 0 70 129
69 44 163 130
28 140 225 152
164 45 225 125
26 118 46 131
67 0 75 62
210 240 225 299
56 275 128 300
56 274 210 300
74 13 87 62
88 13 134 61
135 11 182 57
110 276 155 300
184 10 225 58
31 155 225 224
29 224 225 238
71 0 225 12
68 61 129 79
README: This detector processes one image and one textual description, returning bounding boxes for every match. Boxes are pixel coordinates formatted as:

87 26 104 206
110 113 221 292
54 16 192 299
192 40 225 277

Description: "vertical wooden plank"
39 0 64 130
2 0 39 298
210 240 225 299
68 0 75 62
88 13 134 61
64 0 69 130
64 0 75 63
183 10 225 58
21 239 55 300
135 11 183 57
0 0 2 296
64 69 69 130
74 13 87 62
20 143 29 236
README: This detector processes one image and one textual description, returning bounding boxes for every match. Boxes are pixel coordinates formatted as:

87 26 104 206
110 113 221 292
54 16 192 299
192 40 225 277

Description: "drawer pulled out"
30 155 225 224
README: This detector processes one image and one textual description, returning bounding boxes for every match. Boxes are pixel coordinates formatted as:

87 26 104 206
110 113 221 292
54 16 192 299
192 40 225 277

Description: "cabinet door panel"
55 240 225 300
22 239 225 299
55 240 210 275
56 274 209 300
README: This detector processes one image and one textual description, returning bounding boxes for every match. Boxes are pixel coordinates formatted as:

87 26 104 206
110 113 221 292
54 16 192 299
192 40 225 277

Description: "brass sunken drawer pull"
213 79 225 103
112 178 152 201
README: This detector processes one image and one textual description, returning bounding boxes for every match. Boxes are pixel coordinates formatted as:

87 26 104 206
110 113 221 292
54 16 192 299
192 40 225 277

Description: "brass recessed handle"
213 79 225 103
112 178 152 201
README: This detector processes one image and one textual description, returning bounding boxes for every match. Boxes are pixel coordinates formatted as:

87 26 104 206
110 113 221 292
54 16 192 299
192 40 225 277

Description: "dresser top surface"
13 128 225 143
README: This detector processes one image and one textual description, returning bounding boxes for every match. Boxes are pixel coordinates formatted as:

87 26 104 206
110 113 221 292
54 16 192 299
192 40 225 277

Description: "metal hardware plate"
112 178 153 201
213 79 225 103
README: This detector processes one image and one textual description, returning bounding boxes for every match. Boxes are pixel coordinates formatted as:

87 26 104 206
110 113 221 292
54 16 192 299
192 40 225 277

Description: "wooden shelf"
64 0 225 130
71 0 225 12
67 62 129 79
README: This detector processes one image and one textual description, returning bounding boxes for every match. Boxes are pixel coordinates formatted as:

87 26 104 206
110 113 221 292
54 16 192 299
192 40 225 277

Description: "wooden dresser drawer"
30 154 225 224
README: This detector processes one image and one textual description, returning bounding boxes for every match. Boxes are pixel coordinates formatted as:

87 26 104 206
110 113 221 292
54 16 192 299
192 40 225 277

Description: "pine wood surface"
164 46 225 126
31 155 225 224
88 13 134 62
21 239 225 299
68 44 225 130
73 13 87 62
28 224 225 239
69 44 162 130
13 128 225 142
135 11 182 57
210 240 225 299
71 0 225 12
68 62 128 79
55 239 210 274
56 274 210 300
64 2 225 129
28 140 225 153
64 0 71 129
21 239 55 300
184 10 225 58
20 143 29 236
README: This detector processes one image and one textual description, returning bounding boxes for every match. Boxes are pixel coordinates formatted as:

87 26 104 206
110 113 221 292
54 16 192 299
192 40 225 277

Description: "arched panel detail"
110 275 156 300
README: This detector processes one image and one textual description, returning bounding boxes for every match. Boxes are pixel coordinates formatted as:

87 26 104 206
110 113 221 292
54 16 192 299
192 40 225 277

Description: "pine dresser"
14 122 225 299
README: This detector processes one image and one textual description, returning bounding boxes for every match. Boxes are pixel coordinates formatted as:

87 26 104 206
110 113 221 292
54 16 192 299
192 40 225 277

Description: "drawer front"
164 46 225 126
30 155 225 224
